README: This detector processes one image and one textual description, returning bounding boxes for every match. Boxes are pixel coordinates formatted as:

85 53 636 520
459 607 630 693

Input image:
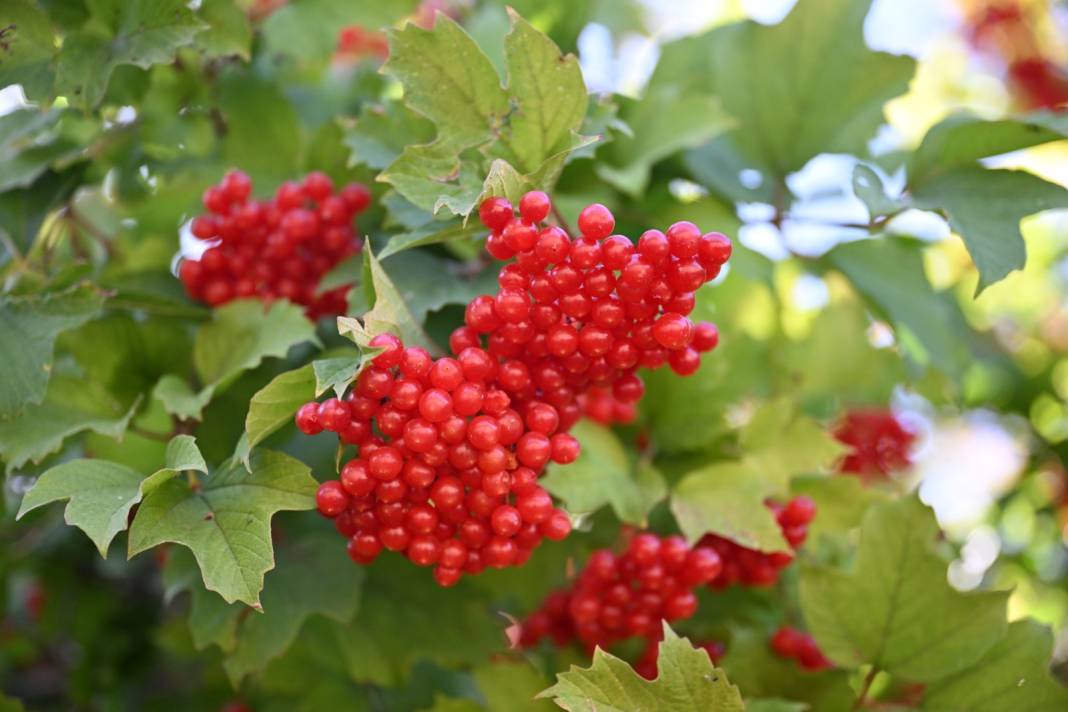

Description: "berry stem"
851 666 879 711
551 204 574 236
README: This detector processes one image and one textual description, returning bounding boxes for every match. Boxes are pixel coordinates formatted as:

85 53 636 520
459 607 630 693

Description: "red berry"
479 197 514 231
316 481 349 518
577 204 615 241
653 313 695 351
692 322 720 352
295 402 323 435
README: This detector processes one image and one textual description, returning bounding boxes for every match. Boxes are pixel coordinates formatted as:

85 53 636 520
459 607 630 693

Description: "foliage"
2 0 1067 710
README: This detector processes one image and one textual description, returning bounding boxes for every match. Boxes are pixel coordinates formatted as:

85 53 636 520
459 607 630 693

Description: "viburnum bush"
2 1 1068 710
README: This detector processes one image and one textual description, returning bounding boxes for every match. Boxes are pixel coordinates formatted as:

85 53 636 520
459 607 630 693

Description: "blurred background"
3 0 1068 709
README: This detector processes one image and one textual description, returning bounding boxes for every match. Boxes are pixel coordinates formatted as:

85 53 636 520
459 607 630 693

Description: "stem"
66 204 118 259
851 666 879 711
551 205 575 237
129 425 172 443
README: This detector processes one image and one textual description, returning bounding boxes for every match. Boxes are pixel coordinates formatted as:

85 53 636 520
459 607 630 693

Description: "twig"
851 666 879 711
66 204 117 259
552 204 575 237
129 425 172 443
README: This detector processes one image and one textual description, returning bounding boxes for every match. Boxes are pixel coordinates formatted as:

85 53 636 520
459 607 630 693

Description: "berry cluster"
579 385 638 426
302 333 577 587
833 409 914 481
298 191 731 585
474 193 728 406
770 626 832 671
968 2 1068 110
519 533 723 651
178 170 371 318
634 635 725 680
335 25 389 61
699 497 816 589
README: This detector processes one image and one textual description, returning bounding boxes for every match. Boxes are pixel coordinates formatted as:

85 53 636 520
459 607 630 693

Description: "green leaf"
0 283 105 417
163 434 208 474
542 420 666 526
922 620 1068 711
344 101 436 171
376 250 499 326
313 357 362 398
17 435 206 557
670 463 787 552
828 238 969 374
852 164 904 219
54 0 206 110
380 138 486 216
657 0 914 178
722 628 854 711
596 92 730 198
0 0 56 101
791 475 887 540
538 623 745 711
0 109 87 192
152 375 214 422
362 242 440 354
383 15 508 146
800 495 1009 681
245 364 316 453
193 299 317 387
501 9 587 173
17 459 144 557
127 450 318 607
908 112 1068 184
479 158 529 206
378 221 486 260
340 557 503 686
0 375 138 470
178 531 365 685
0 168 85 264
737 400 846 492
220 536 363 683
217 72 301 181
196 0 253 60
473 661 555 712
911 168 1068 293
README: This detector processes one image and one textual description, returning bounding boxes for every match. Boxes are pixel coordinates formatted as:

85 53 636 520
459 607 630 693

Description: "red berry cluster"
298 191 731 586
302 333 578 587
833 409 914 481
634 635 725 680
519 533 723 651
335 25 389 61
580 385 638 426
770 626 832 671
178 170 371 318
967 2 1068 110
474 193 728 405
699 497 816 589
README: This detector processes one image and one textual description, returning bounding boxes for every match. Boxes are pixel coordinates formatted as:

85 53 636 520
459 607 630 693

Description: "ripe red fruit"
652 313 695 350
316 481 349 517
550 433 580 464
692 322 720 352
577 204 615 241
479 197 514 231
519 191 551 222
296 189 732 586
295 403 323 434
179 172 369 318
